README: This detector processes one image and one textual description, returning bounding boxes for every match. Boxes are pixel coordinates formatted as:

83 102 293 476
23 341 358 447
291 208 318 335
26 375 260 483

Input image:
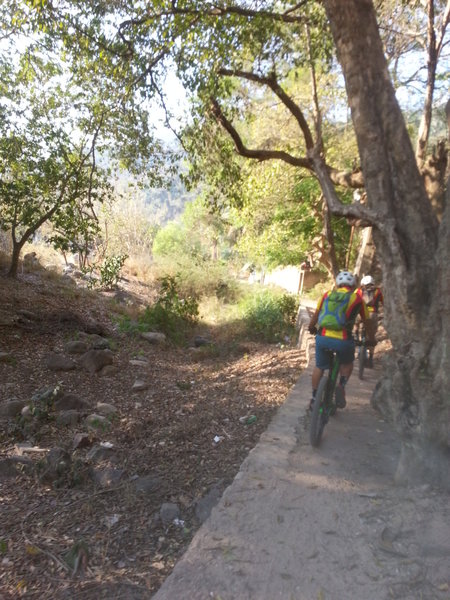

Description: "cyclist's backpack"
362 288 375 307
317 290 351 331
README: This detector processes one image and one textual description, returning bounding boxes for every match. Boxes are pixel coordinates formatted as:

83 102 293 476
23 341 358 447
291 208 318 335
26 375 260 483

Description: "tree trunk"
7 240 25 278
323 0 449 488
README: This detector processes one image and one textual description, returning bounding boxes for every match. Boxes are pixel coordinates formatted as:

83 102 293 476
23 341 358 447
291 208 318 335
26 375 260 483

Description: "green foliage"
82 254 128 289
152 196 232 265
99 254 128 289
152 253 239 302
239 289 299 343
121 274 199 342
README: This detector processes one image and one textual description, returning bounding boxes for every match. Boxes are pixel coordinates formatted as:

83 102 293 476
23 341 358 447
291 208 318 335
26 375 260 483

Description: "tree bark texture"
322 0 449 487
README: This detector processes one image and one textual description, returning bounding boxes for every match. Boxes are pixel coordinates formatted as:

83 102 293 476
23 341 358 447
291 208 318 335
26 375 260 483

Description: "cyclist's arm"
308 295 325 334
308 308 320 333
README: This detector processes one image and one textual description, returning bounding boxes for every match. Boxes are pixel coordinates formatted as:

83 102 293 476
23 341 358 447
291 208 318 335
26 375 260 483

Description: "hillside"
0 266 306 599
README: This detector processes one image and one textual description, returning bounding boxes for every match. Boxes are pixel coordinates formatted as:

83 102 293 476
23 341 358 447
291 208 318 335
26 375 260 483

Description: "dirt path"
153 349 450 600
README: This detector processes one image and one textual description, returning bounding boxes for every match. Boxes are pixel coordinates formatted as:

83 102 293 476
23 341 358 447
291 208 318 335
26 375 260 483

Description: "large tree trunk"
8 239 25 278
323 0 449 488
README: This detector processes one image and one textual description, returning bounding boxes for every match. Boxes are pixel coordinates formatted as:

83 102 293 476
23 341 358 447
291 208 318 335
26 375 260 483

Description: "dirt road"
153 348 450 600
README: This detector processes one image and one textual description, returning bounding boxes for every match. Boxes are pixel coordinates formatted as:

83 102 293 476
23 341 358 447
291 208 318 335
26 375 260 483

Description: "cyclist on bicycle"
358 275 383 368
308 270 375 410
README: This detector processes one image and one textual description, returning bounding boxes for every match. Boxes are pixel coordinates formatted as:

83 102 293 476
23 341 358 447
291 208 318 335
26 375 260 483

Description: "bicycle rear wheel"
309 376 328 447
358 344 366 380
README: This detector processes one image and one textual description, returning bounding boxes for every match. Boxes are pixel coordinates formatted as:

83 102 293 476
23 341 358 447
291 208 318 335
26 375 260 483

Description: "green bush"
119 274 199 342
240 289 299 343
83 254 128 289
99 254 128 288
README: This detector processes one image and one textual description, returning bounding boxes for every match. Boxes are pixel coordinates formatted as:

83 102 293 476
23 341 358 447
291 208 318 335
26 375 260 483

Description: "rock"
132 379 150 392
99 365 119 376
39 447 72 483
91 467 124 487
56 410 80 427
87 445 118 463
86 414 111 431
133 474 163 494
73 433 92 450
54 393 90 412
0 457 33 479
64 340 89 354
96 402 117 417
44 353 77 372
86 334 111 350
80 349 114 373
0 399 27 417
84 320 108 336
21 405 33 419
193 335 212 348
141 332 166 344
129 359 149 367
159 502 180 526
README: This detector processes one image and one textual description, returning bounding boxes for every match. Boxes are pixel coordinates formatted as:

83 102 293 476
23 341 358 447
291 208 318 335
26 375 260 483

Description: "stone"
73 433 92 450
132 379 149 392
129 359 149 367
80 349 114 373
91 467 124 487
133 474 162 494
141 332 166 344
0 400 27 417
96 402 117 416
99 365 119 376
87 445 118 463
54 393 90 412
39 447 72 483
0 457 33 479
56 410 80 427
193 335 213 347
44 353 77 371
64 340 89 354
86 414 111 431
159 502 180 526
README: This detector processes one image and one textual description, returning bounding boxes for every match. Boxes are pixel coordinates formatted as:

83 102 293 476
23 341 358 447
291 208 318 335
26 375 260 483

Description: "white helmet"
361 275 374 286
336 271 356 287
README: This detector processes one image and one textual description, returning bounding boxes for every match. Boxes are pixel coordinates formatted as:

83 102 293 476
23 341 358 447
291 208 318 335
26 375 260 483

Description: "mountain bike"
309 348 340 447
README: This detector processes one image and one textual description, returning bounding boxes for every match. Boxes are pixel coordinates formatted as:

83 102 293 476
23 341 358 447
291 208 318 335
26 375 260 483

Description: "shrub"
98 254 128 288
240 289 299 343
119 274 199 342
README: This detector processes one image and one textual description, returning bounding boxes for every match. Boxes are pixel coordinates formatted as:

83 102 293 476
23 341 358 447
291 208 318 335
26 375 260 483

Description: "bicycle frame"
309 349 340 447
321 350 340 415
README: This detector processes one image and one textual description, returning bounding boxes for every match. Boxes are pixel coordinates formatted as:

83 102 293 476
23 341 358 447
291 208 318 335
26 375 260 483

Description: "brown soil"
0 267 306 599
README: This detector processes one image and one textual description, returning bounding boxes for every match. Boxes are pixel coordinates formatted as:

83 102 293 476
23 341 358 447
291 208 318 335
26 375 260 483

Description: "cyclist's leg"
334 339 355 408
365 314 377 364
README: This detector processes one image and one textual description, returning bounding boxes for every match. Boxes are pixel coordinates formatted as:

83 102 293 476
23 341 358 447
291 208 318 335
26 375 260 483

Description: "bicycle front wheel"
309 376 328 447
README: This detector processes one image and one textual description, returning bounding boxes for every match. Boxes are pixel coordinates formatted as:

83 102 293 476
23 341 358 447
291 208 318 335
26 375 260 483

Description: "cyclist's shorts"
315 335 355 369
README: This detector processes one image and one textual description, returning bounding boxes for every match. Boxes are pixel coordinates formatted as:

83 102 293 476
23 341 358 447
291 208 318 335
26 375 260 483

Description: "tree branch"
210 99 364 188
218 67 315 149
